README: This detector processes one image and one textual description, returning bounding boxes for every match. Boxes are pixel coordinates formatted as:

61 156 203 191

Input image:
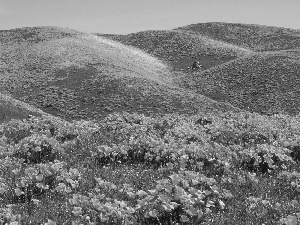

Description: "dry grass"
101 22 300 117
180 52 300 116
176 22 300 51
0 93 52 122
99 30 251 72
0 26 240 122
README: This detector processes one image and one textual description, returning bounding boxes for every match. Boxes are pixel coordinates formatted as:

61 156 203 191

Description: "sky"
0 0 299 34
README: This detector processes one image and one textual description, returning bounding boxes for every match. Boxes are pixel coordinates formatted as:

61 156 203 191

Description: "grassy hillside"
179 52 300 116
101 23 300 116
0 93 48 123
99 30 251 72
175 22 300 51
0 26 84 44
0 27 241 121
2 23 300 225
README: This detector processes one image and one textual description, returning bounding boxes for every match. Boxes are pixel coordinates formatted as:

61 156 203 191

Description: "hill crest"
175 22 300 51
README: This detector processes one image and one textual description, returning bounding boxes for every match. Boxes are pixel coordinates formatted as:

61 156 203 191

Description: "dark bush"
288 145 300 162
241 152 280 174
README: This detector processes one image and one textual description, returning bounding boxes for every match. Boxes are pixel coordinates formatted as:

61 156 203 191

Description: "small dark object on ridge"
195 118 212 126
189 61 202 70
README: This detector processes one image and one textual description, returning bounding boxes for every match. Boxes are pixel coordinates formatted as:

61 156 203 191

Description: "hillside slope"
101 23 300 116
0 93 50 123
175 22 300 51
99 30 251 72
180 51 300 115
0 26 241 121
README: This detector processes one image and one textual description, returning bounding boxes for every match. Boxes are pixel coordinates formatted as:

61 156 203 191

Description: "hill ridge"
0 26 241 121
175 22 300 52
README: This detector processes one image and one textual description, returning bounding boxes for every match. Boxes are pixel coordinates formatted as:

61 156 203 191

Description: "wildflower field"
1 110 300 224
2 23 300 225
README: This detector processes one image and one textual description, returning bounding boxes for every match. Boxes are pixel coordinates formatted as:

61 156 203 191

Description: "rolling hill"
0 93 49 123
0 26 241 121
175 22 300 51
99 29 251 72
101 22 300 116
181 51 300 115
3 23 300 225
2 23 300 121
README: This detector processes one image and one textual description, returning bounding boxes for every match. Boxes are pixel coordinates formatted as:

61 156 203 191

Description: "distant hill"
175 22 300 51
180 51 300 115
0 26 241 121
0 93 48 123
101 22 300 116
98 30 251 72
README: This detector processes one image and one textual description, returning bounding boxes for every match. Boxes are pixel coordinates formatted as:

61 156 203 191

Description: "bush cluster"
1 111 300 224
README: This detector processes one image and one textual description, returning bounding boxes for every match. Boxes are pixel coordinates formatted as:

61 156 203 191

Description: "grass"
180 52 300 116
99 29 251 72
0 93 51 123
175 22 300 52
1 23 300 224
100 23 300 116
0 26 240 122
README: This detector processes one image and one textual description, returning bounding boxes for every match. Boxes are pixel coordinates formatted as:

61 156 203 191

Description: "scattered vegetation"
1 111 300 224
2 22 300 224
99 30 250 72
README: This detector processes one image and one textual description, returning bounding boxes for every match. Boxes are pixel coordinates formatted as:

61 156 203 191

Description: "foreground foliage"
1 111 300 224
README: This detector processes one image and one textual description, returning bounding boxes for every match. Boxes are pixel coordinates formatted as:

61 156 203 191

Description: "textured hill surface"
101 23 300 116
0 93 49 123
175 22 300 51
99 30 251 72
0 27 241 121
180 51 300 115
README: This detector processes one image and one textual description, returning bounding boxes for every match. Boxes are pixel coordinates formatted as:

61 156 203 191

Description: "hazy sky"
0 0 299 34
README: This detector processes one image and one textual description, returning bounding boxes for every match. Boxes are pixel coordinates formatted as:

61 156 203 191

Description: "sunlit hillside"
180 52 300 116
102 22 300 116
175 22 300 51
2 23 300 225
99 30 251 72
0 93 48 123
0 26 241 121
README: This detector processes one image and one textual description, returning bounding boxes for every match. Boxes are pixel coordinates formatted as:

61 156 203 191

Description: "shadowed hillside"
0 93 49 123
101 22 300 116
0 26 241 121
